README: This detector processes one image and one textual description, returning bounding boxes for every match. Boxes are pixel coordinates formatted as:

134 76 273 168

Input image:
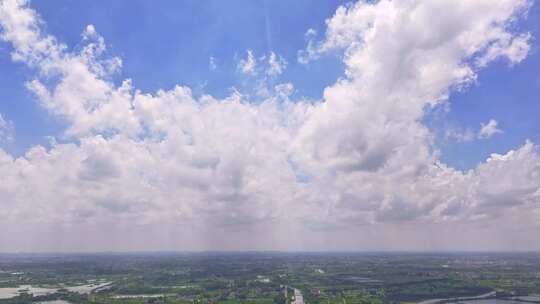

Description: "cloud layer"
0 0 539 251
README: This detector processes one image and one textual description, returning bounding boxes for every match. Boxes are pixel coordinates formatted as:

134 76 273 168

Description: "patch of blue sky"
0 0 348 155
426 3 540 170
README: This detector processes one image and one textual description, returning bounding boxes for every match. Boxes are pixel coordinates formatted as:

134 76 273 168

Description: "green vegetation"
0 253 539 304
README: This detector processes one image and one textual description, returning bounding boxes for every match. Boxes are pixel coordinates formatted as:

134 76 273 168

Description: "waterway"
0 282 111 300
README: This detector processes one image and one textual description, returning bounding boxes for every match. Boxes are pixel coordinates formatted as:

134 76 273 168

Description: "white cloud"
82 24 97 40
446 128 476 143
0 0 539 251
237 49 257 75
479 119 503 139
238 50 287 77
274 82 294 97
477 33 531 67
297 28 318 64
266 52 287 76
209 56 217 70
446 119 503 142
0 113 14 144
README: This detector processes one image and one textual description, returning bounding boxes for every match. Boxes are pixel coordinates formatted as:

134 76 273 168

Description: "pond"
0 285 57 299
0 282 111 299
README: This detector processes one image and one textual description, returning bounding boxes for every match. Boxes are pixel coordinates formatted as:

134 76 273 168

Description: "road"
293 289 304 304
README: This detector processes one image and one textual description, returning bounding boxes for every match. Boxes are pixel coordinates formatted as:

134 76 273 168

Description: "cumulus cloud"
0 0 539 251
479 119 503 139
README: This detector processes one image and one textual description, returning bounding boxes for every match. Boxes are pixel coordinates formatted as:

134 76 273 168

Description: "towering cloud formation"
0 0 538 251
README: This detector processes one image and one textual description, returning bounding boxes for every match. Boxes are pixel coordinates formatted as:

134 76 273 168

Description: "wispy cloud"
266 52 287 76
237 49 257 75
209 56 217 71
479 119 503 139
446 119 503 142
0 113 14 144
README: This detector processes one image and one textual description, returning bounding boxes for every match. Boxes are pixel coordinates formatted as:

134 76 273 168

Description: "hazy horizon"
1 250 540 254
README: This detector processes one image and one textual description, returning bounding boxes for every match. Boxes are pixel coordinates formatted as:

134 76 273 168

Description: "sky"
0 0 539 252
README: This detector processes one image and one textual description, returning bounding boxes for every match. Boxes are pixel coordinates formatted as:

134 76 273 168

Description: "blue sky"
1 0 538 170
434 2 540 169
0 0 345 155
0 0 539 251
